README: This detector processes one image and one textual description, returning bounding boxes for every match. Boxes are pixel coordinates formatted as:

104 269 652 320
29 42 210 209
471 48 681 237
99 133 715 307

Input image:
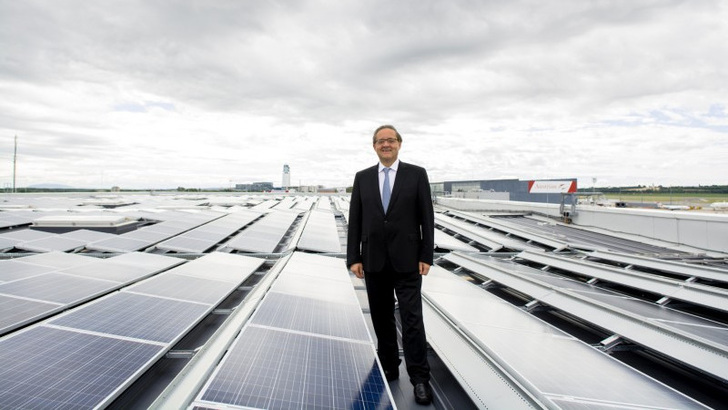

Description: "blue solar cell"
0 273 116 304
0 261 50 282
0 326 163 409
0 295 60 335
50 292 211 343
200 326 391 410
129 273 234 304
251 292 370 341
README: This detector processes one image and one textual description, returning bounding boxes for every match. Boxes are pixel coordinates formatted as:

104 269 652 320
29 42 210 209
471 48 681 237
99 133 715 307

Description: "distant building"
235 182 274 192
282 164 291 189
438 178 578 204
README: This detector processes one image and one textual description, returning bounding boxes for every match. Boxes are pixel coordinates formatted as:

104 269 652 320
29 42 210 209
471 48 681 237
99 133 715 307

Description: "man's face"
373 128 401 165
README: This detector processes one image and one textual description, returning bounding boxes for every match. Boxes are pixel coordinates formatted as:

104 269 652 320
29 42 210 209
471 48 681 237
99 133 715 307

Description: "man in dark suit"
347 124 435 405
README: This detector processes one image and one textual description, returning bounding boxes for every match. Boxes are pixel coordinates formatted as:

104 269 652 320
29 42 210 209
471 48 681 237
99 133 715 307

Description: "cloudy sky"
1 0 726 190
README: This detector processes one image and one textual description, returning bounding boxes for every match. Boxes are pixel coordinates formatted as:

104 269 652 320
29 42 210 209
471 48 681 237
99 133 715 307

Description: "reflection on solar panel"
0 229 53 242
293 197 315 211
0 213 34 229
87 212 221 252
224 209 300 253
297 209 342 253
422 266 708 409
15 236 87 252
434 229 479 252
0 252 183 335
50 292 211 343
0 261 50 282
191 252 393 410
0 253 265 409
156 210 262 253
251 292 370 341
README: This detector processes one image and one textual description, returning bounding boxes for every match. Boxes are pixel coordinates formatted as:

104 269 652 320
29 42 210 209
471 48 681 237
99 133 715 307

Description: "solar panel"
7 251 94 269
197 326 391 410
87 236 149 252
156 211 262 253
434 229 479 252
60 261 156 283
0 252 182 336
191 252 392 409
0 236 16 250
0 252 266 409
107 251 184 271
168 252 265 283
0 229 53 241
296 210 342 253
224 210 299 253
422 265 709 409
128 274 237 304
0 326 163 410
50 292 211 343
0 260 51 282
252 292 370 341
0 273 117 304
15 236 87 253
0 296 60 333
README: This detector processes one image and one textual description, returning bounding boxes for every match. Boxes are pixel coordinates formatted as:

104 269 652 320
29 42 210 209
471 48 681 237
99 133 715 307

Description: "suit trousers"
364 259 430 384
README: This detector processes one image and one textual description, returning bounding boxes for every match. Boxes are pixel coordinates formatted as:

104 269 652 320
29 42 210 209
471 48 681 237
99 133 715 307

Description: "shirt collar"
378 159 400 172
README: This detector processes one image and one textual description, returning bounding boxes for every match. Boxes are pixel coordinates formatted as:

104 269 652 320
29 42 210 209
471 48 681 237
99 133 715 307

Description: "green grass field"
602 192 728 206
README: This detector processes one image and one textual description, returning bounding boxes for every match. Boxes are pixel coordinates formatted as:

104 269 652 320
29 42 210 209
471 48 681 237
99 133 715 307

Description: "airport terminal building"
433 178 578 204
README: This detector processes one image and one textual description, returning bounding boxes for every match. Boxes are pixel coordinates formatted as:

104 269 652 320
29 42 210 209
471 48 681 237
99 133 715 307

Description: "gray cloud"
0 0 726 189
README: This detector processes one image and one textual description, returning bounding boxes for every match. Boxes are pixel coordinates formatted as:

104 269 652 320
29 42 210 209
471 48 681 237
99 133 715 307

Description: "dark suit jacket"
347 161 435 273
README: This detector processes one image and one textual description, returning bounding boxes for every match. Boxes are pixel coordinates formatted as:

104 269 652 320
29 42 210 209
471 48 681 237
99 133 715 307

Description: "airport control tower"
282 164 290 189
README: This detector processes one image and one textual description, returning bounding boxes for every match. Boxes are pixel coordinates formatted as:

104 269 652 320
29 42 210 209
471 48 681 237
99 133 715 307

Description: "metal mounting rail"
518 250 728 313
444 210 578 252
444 252 728 382
587 249 728 284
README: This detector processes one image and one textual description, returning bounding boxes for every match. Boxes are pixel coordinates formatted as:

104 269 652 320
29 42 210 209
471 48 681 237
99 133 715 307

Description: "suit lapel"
387 162 407 212
367 165 386 215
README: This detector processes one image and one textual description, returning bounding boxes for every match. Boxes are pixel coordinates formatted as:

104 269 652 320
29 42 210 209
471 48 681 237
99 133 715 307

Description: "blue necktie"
382 167 391 211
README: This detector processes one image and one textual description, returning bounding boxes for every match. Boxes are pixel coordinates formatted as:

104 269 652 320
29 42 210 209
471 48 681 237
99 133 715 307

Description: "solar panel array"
445 251 728 382
0 252 184 335
0 252 264 409
87 212 221 252
156 210 262 253
192 252 393 409
422 265 708 409
296 209 342 253
223 209 300 253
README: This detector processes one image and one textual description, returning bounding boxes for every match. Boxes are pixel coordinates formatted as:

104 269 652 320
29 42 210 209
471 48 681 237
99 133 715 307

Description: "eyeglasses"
374 138 399 145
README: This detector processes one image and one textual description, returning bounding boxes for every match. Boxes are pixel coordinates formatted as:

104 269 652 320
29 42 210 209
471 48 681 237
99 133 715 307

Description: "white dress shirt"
378 159 399 197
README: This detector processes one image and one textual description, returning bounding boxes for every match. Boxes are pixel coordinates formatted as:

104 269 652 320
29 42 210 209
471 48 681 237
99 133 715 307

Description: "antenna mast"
13 135 17 193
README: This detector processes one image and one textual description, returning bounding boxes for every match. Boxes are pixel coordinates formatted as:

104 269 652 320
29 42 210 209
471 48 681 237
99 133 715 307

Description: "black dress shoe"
384 368 399 381
413 382 432 405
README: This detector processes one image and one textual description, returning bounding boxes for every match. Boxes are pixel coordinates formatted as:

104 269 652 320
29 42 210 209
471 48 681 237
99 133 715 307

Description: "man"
347 124 435 405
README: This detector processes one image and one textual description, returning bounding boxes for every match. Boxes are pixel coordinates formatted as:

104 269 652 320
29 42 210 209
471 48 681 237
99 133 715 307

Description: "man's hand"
419 262 431 276
350 263 364 279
